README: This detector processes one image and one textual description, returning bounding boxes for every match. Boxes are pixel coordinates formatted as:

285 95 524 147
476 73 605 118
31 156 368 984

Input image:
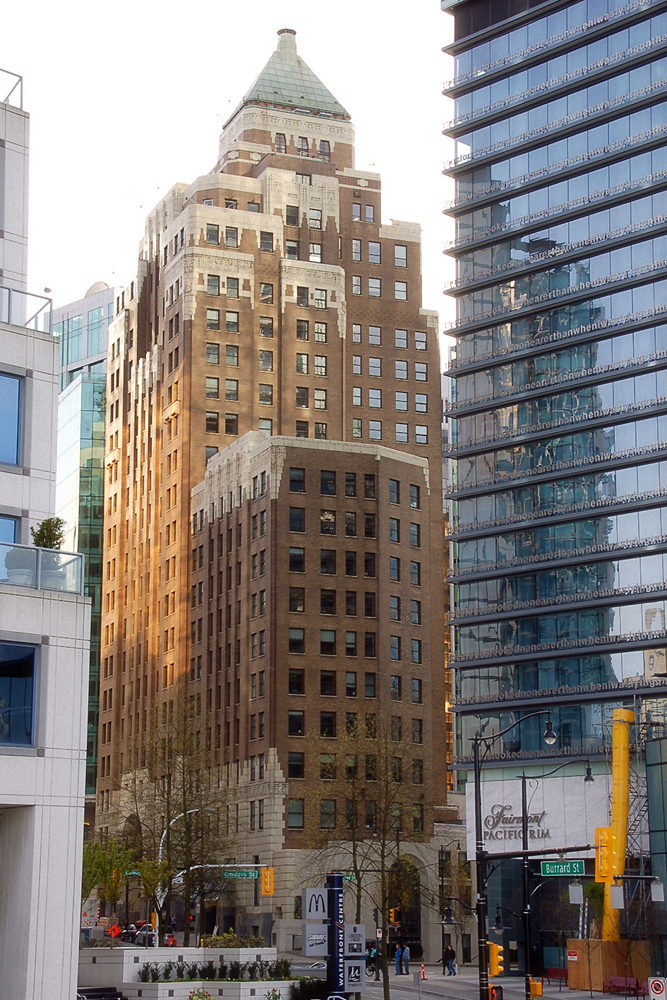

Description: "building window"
290 467 305 492
260 232 274 252
297 172 311 185
411 600 422 625
296 386 309 408
395 245 407 267
352 387 362 407
259 350 273 371
207 274 220 295
289 587 305 613
320 470 336 495
391 674 402 699
415 393 428 413
395 423 408 443
289 547 305 572
346 633 357 658
395 281 407 301
314 390 327 409
389 557 400 582
320 510 336 535
225 197 237 209
0 642 35 745
225 227 238 248
369 388 382 408
206 309 220 331
259 384 273 406
415 362 427 381
314 289 327 309
364 553 376 578
309 243 322 263
352 239 361 262
390 636 401 661
368 420 381 440
296 320 309 342
320 549 336 574
321 589 336 615
289 669 305 694
395 360 408 380
289 628 305 654
352 323 361 342
206 224 219 244
415 425 428 444
297 136 309 156
225 414 238 435
352 418 362 438
225 345 239 367
395 329 408 348
411 639 422 664
389 518 400 543
410 523 421 547
206 377 219 398
206 411 219 434
320 712 336 738
290 508 305 532
288 798 304 828
390 596 401 621
286 204 299 225
289 752 304 779
314 355 327 377
259 283 274 305
368 278 381 297
225 311 239 333
352 203 361 221
410 484 420 509
410 561 421 585
276 132 287 153
365 205 375 223
319 140 331 161
296 420 308 438
297 286 309 307
314 322 327 343
296 353 308 375
369 241 381 264
286 239 299 259
206 343 219 365
260 316 273 338
309 209 322 230
320 630 336 655
352 356 362 375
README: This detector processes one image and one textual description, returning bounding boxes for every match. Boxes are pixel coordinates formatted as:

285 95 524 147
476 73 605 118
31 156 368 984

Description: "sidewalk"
369 964 602 1000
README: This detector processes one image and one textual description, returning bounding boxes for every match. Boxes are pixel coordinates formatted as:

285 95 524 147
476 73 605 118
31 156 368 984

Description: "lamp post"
517 761 594 1000
472 710 557 1000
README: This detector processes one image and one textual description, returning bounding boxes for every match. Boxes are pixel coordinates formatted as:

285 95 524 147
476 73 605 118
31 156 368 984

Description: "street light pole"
521 774 532 1000
471 711 557 1000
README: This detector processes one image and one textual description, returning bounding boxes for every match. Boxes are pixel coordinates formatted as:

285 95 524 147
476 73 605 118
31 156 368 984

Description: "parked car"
120 923 138 943
134 926 158 947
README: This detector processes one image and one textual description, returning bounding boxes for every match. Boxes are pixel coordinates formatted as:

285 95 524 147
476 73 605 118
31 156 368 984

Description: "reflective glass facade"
56 374 106 793
445 0 667 767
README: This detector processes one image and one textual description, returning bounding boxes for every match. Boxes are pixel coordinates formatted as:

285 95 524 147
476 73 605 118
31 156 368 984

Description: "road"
360 965 596 1000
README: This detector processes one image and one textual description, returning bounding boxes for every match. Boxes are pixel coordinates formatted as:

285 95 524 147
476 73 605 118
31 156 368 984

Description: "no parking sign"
649 978 666 1000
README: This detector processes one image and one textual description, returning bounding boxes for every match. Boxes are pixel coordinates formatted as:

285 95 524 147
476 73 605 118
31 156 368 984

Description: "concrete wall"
0 98 29 291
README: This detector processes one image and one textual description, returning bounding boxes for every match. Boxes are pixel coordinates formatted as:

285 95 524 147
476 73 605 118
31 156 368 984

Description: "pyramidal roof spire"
223 28 350 128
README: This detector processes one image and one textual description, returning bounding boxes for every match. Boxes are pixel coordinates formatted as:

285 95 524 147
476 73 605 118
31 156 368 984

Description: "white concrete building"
0 70 91 1000
0 68 29 293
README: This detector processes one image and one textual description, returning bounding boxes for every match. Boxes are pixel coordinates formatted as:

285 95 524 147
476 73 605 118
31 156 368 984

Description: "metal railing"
0 67 22 109
0 542 84 595
0 286 52 334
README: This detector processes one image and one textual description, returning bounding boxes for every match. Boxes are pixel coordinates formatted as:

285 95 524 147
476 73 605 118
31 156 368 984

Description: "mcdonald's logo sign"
304 888 329 919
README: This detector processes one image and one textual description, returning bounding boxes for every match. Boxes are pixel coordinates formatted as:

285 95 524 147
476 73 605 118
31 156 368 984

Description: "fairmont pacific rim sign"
465 773 616 860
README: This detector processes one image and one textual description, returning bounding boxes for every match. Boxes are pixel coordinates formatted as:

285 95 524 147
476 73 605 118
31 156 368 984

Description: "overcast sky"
3 1 454 333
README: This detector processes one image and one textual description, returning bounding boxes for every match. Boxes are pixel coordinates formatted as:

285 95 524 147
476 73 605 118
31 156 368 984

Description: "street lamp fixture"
472 710 558 1000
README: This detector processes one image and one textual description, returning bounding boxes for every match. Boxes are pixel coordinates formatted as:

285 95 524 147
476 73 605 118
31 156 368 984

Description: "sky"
2 0 455 334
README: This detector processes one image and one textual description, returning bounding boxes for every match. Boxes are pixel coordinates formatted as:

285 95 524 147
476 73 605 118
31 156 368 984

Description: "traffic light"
489 986 504 1000
389 907 401 925
489 943 504 977
373 907 379 925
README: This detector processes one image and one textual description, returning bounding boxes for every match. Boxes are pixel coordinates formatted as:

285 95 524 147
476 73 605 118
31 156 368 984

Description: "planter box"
123 980 291 1000
79 948 278 988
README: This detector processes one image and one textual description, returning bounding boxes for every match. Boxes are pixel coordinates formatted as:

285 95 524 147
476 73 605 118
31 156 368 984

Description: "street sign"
224 869 258 879
124 870 140 876
342 874 358 882
541 860 584 877
649 978 666 1000
344 959 366 992
303 924 328 957
376 928 383 940
345 924 365 956
304 887 329 919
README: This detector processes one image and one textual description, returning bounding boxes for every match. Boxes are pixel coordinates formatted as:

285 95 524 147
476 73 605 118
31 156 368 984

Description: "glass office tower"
443 0 667 769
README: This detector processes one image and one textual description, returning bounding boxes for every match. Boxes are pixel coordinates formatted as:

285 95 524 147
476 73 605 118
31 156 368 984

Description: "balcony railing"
1 67 22 109
0 542 84 595
0 286 52 334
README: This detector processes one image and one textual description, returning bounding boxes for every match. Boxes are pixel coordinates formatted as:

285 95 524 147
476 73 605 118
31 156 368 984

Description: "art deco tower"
98 30 448 952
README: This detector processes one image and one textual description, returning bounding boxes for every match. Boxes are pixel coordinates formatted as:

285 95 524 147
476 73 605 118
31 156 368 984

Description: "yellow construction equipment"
595 708 633 941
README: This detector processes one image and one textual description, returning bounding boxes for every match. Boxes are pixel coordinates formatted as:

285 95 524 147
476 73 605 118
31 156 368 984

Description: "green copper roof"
224 29 350 128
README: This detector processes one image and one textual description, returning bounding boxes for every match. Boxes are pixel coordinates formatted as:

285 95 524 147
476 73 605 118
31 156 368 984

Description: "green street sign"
342 874 358 883
124 870 141 876
541 860 585 877
224 869 258 879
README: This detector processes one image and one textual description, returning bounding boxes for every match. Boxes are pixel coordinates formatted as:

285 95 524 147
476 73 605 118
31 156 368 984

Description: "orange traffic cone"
421 962 427 980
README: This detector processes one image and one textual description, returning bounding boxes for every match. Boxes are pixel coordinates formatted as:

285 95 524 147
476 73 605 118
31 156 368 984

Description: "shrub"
31 517 65 550
138 963 152 983
201 930 265 948
176 962 186 979
162 961 175 981
219 960 228 980
150 963 161 982
257 960 268 980
186 961 201 979
247 961 259 980
188 990 214 1000
229 960 243 980
266 989 282 1000
289 979 327 1000
201 960 216 980
276 959 291 980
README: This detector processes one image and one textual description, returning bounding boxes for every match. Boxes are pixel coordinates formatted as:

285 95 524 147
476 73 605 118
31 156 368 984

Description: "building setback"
98 30 448 952
443 0 667 970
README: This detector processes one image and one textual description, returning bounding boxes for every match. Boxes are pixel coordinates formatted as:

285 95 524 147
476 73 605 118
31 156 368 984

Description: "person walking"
403 944 411 975
447 945 457 976
395 945 403 975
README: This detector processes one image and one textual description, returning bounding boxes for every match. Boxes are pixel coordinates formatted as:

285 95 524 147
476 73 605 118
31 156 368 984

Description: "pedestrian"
395 945 403 975
170 914 177 934
447 945 457 976
403 944 410 975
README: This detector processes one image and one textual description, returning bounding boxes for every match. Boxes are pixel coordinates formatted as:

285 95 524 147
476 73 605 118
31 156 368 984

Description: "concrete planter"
122 980 291 1000
79 947 279 988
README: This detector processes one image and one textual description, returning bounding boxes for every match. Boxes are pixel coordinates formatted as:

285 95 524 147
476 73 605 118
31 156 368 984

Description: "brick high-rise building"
98 29 449 954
